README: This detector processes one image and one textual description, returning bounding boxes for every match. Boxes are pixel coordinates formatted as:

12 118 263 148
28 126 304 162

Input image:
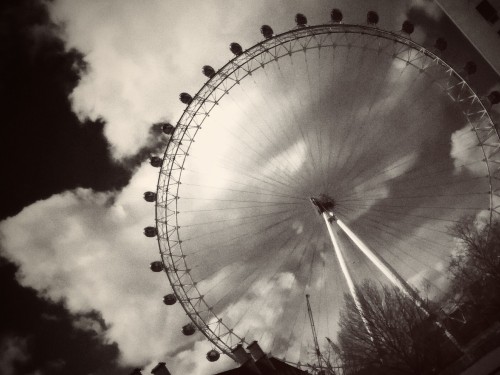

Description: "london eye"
143 9 500 372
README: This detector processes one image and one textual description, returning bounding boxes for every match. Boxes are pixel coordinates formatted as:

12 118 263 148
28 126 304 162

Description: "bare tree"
335 219 500 374
449 217 500 284
337 281 455 375
447 217 500 332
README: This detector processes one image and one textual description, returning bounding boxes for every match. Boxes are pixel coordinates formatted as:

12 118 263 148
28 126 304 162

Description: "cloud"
0 337 29 375
264 140 308 177
72 315 106 336
449 83 500 219
47 0 414 159
47 0 272 158
406 260 449 298
0 164 234 373
409 0 443 21
222 272 296 350
450 123 488 176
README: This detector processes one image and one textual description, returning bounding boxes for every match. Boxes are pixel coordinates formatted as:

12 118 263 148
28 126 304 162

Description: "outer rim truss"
154 23 500 359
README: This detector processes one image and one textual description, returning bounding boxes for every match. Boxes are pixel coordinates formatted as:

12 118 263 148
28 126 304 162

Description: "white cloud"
47 0 274 158
72 315 105 336
264 140 308 177
450 123 488 176
0 164 234 374
410 0 443 20
222 272 296 353
47 0 412 158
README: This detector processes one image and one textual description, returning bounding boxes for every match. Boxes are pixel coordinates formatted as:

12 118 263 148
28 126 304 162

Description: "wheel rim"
154 23 500 365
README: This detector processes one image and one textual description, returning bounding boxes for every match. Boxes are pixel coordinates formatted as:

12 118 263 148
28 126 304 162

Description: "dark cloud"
0 1 158 373
0 0 162 221
0 259 133 375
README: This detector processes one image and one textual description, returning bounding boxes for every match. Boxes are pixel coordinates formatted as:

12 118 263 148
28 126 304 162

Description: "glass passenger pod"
143 191 157 202
150 261 163 272
206 349 220 362
229 43 243 56
163 294 177 305
150 156 162 168
260 25 273 39
367 11 379 25
463 61 477 75
488 91 500 105
295 13 307 27
202 65 216 78
434 37 447 51
182 323 196 336
161 122 175 135
179 92 193 105
402 20 414 34
144 226 157 237
330 8 343 23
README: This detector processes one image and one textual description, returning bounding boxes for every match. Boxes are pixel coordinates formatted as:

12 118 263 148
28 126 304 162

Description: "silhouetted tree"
447 217 500 331
337 281 454 375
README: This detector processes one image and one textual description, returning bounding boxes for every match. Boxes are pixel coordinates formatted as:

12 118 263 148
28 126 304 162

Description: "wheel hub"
309 194 337 221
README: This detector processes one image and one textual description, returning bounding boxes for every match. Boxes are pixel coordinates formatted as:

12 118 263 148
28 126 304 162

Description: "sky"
1 1 500 375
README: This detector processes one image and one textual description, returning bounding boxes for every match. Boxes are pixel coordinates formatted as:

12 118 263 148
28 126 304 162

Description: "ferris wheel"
143 8 500 371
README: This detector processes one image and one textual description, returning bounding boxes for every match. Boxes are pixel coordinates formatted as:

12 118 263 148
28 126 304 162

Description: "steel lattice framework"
154 23 500 359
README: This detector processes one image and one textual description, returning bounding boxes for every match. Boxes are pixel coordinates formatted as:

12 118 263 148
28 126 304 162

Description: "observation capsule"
150 261 163 272
150 156 162 168
330 9 343 23
162 122 175 135
434 37 447 51
260 25 273 39
202 65 216 78
182 323 196 336
229 42 243 56
367 11 379 25
206 349 220 362
402 20 414 35
488 91 500 105
179 92 193 105
463 61 477 75
143 191 156 202
163 294 177 305
295 13 307 27
144 226 157 237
